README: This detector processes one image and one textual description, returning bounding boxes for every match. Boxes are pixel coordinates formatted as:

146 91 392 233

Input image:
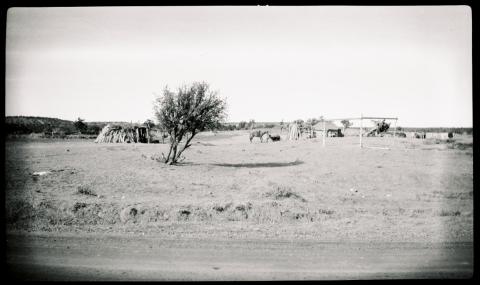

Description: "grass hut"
312 121 343 137
95 124 150 143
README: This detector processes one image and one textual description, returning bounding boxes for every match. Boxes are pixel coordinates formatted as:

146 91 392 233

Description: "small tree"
294 119 304 126
74 117 88 134
306 118 319 127
86 125 101 135
341 119 352 133
144 119 155 129
247 119 255 130
154 82 227 165
238 121 247 129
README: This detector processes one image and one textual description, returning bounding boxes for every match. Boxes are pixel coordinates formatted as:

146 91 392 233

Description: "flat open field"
5 130 473 242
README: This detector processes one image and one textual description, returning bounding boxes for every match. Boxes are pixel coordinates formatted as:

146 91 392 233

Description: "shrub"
238 121 247 129
76 185 97 196
154 82 227 164
74 118 88 134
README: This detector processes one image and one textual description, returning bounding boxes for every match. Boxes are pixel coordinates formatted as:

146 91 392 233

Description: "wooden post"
359 114 363 148
322 120 326 147
146 128 150 144
393 119 397 145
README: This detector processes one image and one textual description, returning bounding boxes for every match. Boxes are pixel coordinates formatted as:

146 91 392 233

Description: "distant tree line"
6 116 109 137
214 120 277 131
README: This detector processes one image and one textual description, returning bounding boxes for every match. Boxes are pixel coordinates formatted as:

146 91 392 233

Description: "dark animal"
250 130 270 143
269 134 281 142
327 129 344 137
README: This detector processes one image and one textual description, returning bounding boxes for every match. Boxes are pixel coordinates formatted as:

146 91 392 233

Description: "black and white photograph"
5 5 473 280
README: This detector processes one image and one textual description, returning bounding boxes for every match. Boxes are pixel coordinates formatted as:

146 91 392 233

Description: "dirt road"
6 233 473 280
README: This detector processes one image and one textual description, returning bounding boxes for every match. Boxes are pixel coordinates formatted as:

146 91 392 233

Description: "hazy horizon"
6 6 472 128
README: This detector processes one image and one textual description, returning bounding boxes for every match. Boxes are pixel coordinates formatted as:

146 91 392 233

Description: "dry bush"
453 142 473 150
438 210 462 217
76 185 97 196
264 186 307 202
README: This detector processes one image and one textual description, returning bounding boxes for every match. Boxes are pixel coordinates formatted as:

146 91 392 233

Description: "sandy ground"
5 130 473 242
6 233 473 280
5 130 474 280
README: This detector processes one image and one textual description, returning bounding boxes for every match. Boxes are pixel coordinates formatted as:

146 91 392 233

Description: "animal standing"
268 134 281 141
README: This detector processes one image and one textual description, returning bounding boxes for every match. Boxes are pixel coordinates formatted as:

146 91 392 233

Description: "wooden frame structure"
320 115 398 149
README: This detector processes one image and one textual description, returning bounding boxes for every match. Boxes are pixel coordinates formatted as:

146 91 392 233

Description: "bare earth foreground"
6 233 473 280
5 130 474 280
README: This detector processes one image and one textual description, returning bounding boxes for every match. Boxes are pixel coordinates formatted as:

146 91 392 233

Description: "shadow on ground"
211 160 304 168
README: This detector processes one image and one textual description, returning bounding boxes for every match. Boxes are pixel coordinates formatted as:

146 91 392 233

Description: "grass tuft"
76 185 97 196
264 186 307 202
438 210 462 217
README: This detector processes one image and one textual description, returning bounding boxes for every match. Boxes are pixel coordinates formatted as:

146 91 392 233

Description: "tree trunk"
169 143 178 165
165 133 176 164
174 131 196 162
164 143 173 164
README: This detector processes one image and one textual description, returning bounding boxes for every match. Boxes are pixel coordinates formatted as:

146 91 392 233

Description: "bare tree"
154 82 227 165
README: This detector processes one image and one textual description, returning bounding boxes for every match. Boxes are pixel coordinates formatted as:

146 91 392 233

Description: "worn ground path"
6 233 473 281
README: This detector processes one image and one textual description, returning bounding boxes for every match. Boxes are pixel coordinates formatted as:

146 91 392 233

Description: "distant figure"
250 130 270 143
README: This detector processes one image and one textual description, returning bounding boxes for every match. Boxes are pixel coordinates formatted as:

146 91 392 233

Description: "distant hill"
5 116 78 135
4 116 134 136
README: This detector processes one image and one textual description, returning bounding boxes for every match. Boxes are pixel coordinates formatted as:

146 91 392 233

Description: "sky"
5 6 472 127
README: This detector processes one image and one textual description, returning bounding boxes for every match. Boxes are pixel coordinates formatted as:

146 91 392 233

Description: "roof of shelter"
312 121 342 130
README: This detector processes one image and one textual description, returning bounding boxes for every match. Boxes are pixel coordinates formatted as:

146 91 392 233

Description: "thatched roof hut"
94 124 150 143
312 121 342 131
